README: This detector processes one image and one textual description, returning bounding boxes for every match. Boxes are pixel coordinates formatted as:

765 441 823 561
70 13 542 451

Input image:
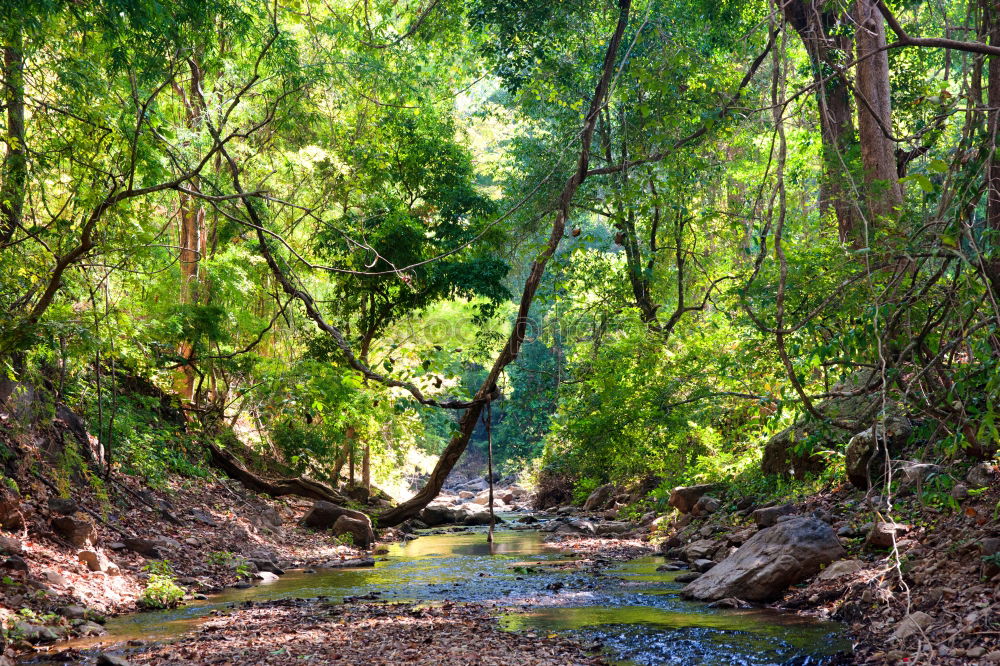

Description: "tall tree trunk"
362 441 370 494
0 27 26 246
781 0 859 244
853 0 903 226
176 60 208 403
986 0 1000 295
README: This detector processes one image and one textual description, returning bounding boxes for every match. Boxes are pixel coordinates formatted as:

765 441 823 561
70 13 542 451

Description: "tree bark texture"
781 0 859 243
177 60 208 403
853 0 903 225
985 0 1000 294
0 28 26 246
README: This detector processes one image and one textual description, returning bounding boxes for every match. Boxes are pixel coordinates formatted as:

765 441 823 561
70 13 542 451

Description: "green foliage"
205 551 253 579
1 0 998 519
571 477 601 506
140 560 185 609
82 394 207 485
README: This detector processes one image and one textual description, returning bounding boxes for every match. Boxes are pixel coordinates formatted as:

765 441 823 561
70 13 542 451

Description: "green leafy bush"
139 560 184 609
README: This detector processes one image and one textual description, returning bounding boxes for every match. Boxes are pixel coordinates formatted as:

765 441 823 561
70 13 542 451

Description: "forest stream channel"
48 525 851 665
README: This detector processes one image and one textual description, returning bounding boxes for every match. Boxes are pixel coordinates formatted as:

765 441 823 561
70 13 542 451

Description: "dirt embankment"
0 474 373 661
649 469 1000 665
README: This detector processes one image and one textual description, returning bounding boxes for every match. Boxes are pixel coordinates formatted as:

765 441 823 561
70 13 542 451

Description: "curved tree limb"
377 0 634 527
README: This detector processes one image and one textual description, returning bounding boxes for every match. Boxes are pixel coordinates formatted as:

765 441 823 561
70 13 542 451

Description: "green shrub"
139 560 184 609
571 476 601 505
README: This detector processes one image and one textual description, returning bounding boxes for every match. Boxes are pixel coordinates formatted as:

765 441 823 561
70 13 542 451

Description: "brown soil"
1 473 369 650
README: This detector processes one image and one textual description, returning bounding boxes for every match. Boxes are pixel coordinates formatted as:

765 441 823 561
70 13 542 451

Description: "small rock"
259 508 283 528
898 462 941 489
682 539 718 561
707 597 751 609
692 558 716 573
811 509 833 524
51 514 97 547
154 535 182 550
691 496 721 517
817 559 865 581
78 549 116 573
674 572 701 583
750 503 796 528
58 605 87 620
891 611 933 641
251 558 284 575
44 569 68 586
967 462 995 488
867 521 910 549
77 621 106 637
189 508 218 527
981 538 1000 575
594 521 631 536
2 555 28 571
982 650 1000 662
255 571 279 583
97 653 133 666
668 484 717 514
123 537 163 558
951 483 969 500
184 538 200 547
14 622 59 643
0 535 22 554
967 646 987 659
47 497 78 515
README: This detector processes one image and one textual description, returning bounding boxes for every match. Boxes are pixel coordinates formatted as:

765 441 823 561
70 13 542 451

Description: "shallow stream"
64 527 850 665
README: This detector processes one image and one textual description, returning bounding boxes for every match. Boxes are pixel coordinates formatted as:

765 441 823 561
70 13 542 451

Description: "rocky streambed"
31 526 850 665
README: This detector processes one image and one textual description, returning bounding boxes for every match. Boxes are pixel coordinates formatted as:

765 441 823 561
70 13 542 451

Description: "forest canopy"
2 0 1000 523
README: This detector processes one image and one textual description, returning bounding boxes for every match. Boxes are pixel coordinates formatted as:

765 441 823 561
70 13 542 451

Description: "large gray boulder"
681 517 844 602
668 485 716 514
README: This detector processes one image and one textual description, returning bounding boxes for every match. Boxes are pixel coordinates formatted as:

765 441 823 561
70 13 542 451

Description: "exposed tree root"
206 442 351 507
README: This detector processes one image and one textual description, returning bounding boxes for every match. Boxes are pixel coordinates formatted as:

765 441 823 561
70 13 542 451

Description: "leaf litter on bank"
120 599 606 665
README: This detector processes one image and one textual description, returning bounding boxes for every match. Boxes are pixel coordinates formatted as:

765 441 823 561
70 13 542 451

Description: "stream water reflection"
64 527 851 664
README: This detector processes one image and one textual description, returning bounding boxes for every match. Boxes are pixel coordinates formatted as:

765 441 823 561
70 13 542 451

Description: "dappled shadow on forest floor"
101 599 606 665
